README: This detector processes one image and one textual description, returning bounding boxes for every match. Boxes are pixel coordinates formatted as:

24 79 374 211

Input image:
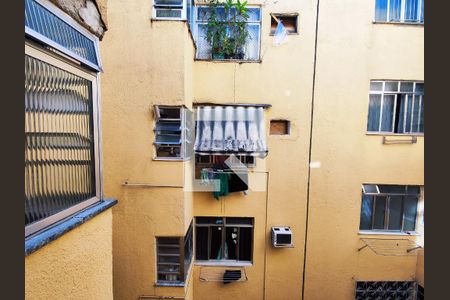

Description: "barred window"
195 217 253 262
194 6 261 61
156 222 193 283
367 81 424 134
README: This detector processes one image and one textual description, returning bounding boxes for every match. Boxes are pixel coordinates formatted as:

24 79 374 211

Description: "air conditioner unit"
271 227 293 248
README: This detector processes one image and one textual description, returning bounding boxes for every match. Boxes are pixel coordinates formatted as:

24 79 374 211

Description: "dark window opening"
195 217 253 263
270 120 290 135
270 14 298 34
156 221 193 283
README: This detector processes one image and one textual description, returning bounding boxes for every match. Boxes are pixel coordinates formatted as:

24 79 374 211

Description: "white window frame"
193 5 262 61
367 80 424 135
25 42 102 237
375 0 424 24
152 0 188 20
153 105 193 161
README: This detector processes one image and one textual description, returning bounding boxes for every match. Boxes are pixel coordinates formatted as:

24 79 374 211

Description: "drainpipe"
301 0 321 299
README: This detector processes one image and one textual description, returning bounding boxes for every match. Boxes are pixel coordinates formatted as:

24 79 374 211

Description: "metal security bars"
25 45 100 237
194 6 261 61
367 81 424 134
25 0 101 71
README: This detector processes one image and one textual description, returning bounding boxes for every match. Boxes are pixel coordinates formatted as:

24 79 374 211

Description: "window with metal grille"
25 42 100 237
25 0 101 71
367 81 424 134
359 185 420 232
195 217 253 263
374 0 424 23
194 6 261 61
156 222 193 283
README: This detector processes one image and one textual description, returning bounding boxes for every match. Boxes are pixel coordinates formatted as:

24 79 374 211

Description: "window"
270 14 298 34
270 120 290 135
156 222 193 283
374 0 424 23
25 0 102 237
194 6 261 61
195 217 253 263
154 106 193 160
360 184 420 232
367 81 424 134
153 0 186 20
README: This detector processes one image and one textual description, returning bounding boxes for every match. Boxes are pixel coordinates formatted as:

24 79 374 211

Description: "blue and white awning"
194 106 268 156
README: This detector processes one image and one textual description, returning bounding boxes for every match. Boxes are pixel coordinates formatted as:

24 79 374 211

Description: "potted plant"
206 0 250 60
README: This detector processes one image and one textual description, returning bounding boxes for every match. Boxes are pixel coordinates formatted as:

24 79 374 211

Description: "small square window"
270 120 290 135
270 14 298 35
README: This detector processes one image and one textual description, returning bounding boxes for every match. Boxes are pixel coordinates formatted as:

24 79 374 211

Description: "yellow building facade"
25 0 424 299
100 0 424 299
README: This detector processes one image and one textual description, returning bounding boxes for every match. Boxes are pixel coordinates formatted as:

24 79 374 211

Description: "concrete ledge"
25 199 118 256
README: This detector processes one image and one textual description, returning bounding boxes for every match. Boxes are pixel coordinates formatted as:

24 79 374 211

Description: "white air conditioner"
153 0 185 20
271 227 293 248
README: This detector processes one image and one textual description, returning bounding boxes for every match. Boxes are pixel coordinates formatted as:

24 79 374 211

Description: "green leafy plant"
205 0 250 60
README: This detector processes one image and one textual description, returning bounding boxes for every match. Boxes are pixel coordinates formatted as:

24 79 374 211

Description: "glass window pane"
385 81 399 92
375 0 388 21
378 185 407 194
363 184 379 194
411 96 421 133
225 227 238 260
155 0 183 5
370 81 383 91
210 226 223 260
404 95 414 133
400 82 414 92
395 94 407 133
196 217 223 225
367 94 381 131
226 217 253 225
405 0 419 21
246 8 261 22
373 196 387 230
381 95 395 132
360 195 374 230
406 186 420 195
195 227 209 260
238 227 252 261
389 0 402 21
388 196 403 230
403 196 418 231
245 24 260 60
415 83 424 94
419 96 424 132
420 0 424 22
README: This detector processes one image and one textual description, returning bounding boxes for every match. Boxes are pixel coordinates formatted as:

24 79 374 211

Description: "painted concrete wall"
192 0 316 298
303 0 424 299
25 210 113 300
100 0 196 298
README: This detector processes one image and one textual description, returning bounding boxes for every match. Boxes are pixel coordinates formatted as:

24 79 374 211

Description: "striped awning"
194 106 268 156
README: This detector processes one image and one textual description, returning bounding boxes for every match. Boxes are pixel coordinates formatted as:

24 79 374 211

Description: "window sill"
366 132 424 137
195 261 252 267
25 199 118 256
194 58 262 64
358 230 420 236
372 21 424 26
